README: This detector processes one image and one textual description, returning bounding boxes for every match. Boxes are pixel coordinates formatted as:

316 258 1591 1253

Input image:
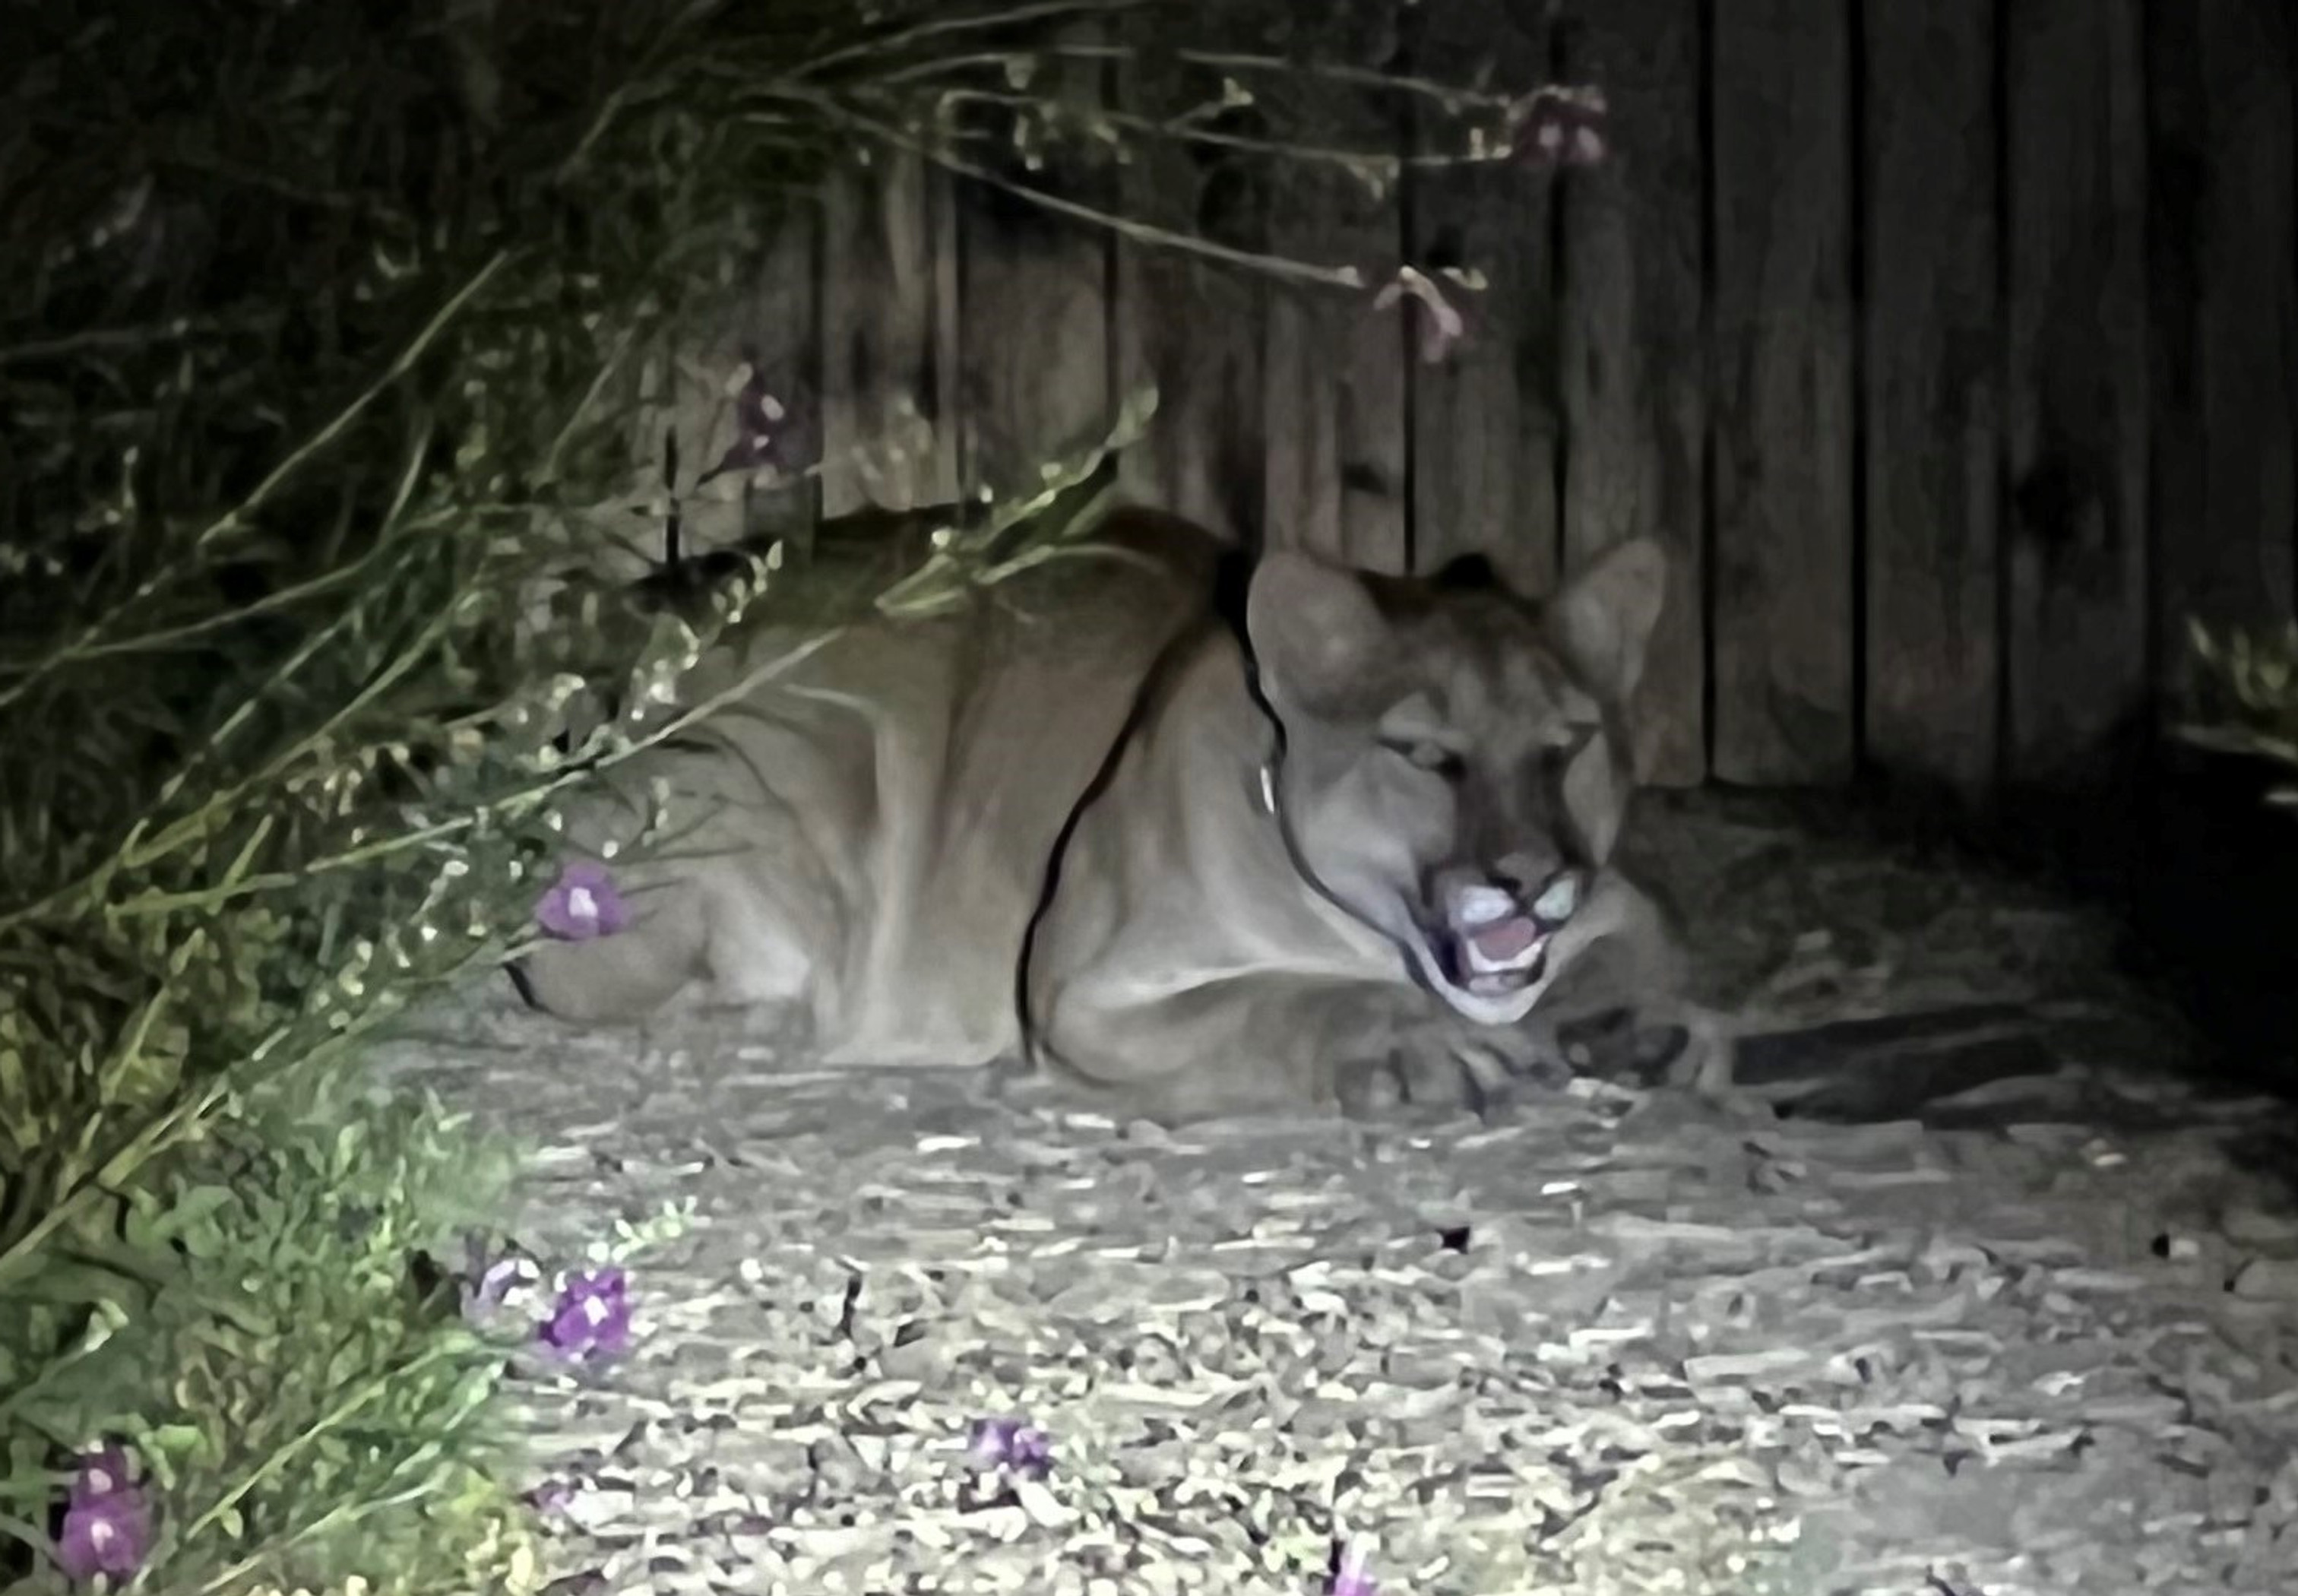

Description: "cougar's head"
1246 538 1667 1026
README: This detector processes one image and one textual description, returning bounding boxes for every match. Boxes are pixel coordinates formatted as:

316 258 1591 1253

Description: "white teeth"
1454 885 1515 926
1465 936 1546 976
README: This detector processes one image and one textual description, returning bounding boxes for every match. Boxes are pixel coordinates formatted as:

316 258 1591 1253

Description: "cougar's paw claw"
1335 1043 1502 1120
1480 1026 1574 1090
1334 1056 1409 1117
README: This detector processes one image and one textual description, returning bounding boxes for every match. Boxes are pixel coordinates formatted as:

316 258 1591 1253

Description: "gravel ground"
378 792 2298 1596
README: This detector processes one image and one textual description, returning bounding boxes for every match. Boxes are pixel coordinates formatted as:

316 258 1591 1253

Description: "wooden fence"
654 0 2296 799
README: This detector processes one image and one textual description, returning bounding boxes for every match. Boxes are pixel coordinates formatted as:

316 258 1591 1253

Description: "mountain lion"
508 507 1727 1119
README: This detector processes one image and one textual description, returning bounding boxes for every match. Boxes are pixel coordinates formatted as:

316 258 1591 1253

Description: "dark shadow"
1627 728 2294 1145
1843 710 2296 1115
2125 739 2298 1099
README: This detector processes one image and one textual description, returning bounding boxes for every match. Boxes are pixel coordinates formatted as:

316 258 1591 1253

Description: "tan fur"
511 508 1725 1119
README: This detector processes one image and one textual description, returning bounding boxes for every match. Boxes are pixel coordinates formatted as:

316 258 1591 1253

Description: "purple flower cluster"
54 1443 152 1585
964 1415 1053 1480
1329 1538 1378 1596
1511 84 1610 167
540 1266 634 1360
458 1230 636 1362
533 861 629 942
698 365 813 486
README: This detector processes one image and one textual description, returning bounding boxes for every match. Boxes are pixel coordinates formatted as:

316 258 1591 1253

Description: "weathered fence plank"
2147 0 2208 711
1260 1 1409 572
958 195 1112 500
1404 0 1559 596
1863 0 2000 796
1110 24 1268 543
736 211 825 554
1708 0 1856 785
606 207 823 581
2002 0 2148 790
819 152 961 516
2149 0 2296 698
1556 0 1708 786
954 36 1113 505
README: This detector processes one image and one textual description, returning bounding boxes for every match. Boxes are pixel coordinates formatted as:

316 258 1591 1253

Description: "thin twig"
0 310 282 371
871 40 1521 112
927 84 1509 171
788 0 1154 84
812 98 1369 291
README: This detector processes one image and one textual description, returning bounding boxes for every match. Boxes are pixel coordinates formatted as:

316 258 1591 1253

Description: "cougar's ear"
1245 549 1390 716
1546 537 1667 706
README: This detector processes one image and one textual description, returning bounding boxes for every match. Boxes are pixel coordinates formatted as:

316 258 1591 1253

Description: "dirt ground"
381 787 2298 1596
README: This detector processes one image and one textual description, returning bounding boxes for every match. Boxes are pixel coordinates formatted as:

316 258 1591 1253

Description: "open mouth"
1431 874 1581 999
1451 914 1550 995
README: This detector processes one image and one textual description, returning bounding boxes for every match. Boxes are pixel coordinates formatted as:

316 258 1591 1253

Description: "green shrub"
2181 618 2298 809
4 1069 538 1594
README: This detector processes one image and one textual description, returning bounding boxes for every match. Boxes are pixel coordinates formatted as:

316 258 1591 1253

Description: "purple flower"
55 1446 152 1585
461 1233 539 1323
964 1416 1052 1478
533 861 629 942
698 363 814 486
540 1267 633 1360
1511 84 1609 168
67 1446 135 1508
1328 1538 1377 1596
527 1478 577 1517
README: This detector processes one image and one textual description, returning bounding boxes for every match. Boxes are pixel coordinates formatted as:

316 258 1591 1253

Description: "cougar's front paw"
1332 1021 1569 1120
1670 1003 1739 1094
1457 1014 1575 1092
1334 1045 1489 1119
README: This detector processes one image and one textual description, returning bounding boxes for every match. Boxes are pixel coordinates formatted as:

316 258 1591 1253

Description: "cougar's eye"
1537 724 1600 784
1530 871 1581 926
1381 736 1464 781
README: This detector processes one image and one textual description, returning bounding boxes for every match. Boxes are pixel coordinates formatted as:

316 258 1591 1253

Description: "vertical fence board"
596 207 823 580
1261 2 1408 572
819 152 961 517
1556 0 1708 786
1863 0 2000 795
2148 0 2208 701
1110 25 1268 542
2003 0 2148 790
1709 0 1856 784
1405 0 1559 595
728 211 825 555
2178 6 2288 644
954 38 1113 504
955 198 1112 499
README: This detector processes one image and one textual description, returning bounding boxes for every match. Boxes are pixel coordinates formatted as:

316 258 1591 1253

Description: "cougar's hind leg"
506 891 711 1024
